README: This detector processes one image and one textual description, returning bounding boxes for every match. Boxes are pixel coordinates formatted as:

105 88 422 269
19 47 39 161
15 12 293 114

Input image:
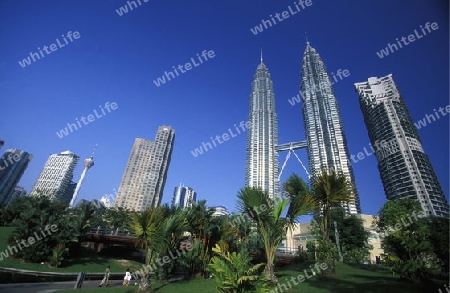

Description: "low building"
357 214 383 263
285 214 383 263
212 206 229 217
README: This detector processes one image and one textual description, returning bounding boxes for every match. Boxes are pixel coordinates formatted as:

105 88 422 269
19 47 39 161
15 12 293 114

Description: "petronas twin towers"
245 56 280 199
245 42 361 214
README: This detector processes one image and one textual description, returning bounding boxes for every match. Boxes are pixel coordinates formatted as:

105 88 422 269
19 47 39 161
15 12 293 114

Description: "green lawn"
272 261 447 293
56 262 447 293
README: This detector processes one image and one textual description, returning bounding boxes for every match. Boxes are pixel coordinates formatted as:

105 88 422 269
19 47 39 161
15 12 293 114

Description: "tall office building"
245 55 280 199
63 181 78 205
355 74 449 217
301 42 360 214
115 126 175 211
172 185 196 209
5 186 27 206
0 149 33 207
30 150 79 202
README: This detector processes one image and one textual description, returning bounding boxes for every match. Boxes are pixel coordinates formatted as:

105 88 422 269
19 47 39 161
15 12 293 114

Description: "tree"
129 206 190 290
328 208 371 263
186 200 214 243
0 207 6 226
284 171 353 275
129 207 165 291
156 205 189 280
236 186 313 282
65 202 98 258
103 207 132 230
374 198 439 283
5 195 87 267
178 238 208 277
427 216 449 273
184 200 217 277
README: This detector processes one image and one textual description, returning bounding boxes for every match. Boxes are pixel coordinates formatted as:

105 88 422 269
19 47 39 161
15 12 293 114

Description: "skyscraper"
0 149 33 207
301 42 360 214
172 184 196 209
62 181 78 205
5 186 27 206
30 150 79 202
355 74 449 217
115 126 175 211
245 55 280 199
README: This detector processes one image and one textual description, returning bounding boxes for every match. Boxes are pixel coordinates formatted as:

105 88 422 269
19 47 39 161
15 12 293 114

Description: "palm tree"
129 207 165 290
186 200 214 243
130 205 191 286
157 206 189 279
236 186 313 282
284 170 354 274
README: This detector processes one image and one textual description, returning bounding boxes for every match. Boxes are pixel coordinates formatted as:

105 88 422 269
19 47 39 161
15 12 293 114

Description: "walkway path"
0 280 134 293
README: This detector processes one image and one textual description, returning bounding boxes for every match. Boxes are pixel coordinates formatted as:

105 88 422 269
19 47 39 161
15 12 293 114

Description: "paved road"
0 280 136 293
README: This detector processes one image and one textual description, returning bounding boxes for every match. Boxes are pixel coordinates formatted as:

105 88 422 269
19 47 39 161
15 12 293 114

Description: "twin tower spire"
245 41 361 214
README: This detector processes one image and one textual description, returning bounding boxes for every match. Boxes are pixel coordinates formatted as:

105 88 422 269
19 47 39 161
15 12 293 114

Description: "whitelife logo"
153 50 215 87
55 102 118 139
250 0 313 35
376 22 438 59
288 69 350 106
132 242 194 280
190 120 250 157
0 152 21 171
269 262 328 293
0 225 58 261
115 0 149 16
413 104 450 129
18 31 81 68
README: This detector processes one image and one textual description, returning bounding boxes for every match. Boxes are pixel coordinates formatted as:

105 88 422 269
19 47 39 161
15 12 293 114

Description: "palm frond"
236 187 273 222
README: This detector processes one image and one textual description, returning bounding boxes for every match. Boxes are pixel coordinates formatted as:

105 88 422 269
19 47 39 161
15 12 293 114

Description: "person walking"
98 265 110 287
122 268 131 286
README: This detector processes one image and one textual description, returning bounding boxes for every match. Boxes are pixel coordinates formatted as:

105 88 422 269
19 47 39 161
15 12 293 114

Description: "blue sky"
0 0 448 217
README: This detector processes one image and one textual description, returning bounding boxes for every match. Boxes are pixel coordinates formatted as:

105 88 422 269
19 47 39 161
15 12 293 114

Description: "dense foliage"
328 208 371 263
374 198 448 283
3 195 93 267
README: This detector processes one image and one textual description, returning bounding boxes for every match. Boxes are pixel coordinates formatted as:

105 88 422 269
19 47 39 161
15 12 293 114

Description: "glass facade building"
0 149 33 207
245 58 280 199
5 186 27 206
301 42 361 214
172 185 196 209
355 74 449 217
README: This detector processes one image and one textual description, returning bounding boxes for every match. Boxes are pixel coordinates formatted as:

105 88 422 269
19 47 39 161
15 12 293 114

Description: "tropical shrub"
208 244 269 293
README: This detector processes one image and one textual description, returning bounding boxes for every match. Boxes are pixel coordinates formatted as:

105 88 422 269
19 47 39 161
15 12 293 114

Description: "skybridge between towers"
275 140 309 181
